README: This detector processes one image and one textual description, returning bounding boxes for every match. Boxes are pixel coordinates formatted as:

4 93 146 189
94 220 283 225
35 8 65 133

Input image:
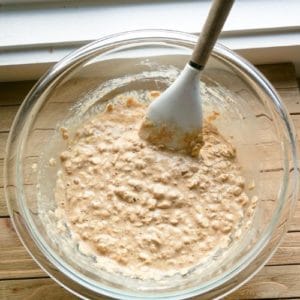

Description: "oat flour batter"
54 92 256 278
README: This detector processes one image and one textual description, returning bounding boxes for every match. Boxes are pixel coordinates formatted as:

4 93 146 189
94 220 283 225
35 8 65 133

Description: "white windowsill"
1 0 300 81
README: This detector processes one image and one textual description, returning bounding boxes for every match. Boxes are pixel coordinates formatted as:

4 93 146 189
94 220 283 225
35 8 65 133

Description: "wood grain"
0 188 7 216
267 231 300 266
227 265 300 299
277 87 300 114
0 219 45 280
289 202 300 232
0 63 299 299
0 106 18 133
0 81 35 106
0 132 7 159
0 278 77 300
0 159 4 188
0 266 300 300
257 63 298 89
1 266 300 300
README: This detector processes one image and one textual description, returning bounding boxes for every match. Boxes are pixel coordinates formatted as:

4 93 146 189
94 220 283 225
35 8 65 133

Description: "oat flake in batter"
54 92 257 279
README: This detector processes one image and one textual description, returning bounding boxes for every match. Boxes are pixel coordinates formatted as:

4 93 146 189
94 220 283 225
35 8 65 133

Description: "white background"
0 0 300 81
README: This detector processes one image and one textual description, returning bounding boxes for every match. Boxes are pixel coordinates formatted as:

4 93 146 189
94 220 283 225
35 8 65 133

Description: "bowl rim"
4 29 299 299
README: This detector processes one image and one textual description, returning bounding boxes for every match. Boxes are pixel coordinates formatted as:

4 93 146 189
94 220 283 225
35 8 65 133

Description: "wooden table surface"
0 63 299 300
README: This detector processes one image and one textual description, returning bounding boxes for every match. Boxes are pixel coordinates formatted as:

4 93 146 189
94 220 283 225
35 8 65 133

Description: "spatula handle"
189 0 234 70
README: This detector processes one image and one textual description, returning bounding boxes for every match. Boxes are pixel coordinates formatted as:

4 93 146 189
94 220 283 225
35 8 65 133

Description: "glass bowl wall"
5 30 298 299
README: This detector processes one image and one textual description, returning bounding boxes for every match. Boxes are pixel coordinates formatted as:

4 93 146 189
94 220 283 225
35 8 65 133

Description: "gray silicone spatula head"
140 0 234 153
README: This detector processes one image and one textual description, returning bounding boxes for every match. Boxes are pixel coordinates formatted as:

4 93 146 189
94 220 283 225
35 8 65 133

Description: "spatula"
140 0 234 153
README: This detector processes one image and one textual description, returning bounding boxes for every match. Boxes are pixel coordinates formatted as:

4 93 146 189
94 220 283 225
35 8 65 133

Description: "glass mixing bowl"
5 30 298 299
